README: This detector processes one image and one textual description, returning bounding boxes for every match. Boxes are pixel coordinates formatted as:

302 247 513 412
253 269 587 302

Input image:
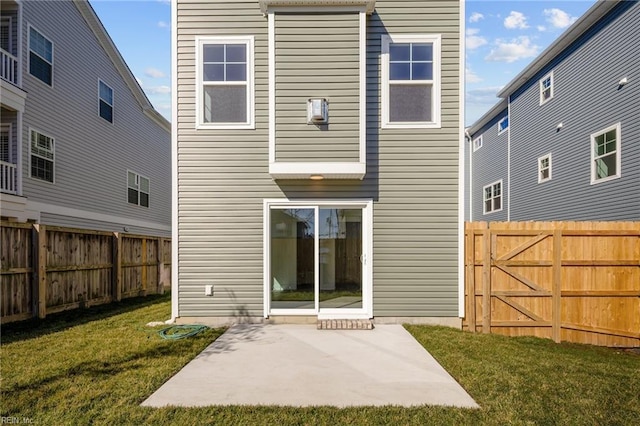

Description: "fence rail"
1 222 171 324
464 221 640 348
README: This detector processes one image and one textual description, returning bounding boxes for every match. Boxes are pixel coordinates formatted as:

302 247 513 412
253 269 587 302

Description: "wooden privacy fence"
464 221 640 347
1 222 171 324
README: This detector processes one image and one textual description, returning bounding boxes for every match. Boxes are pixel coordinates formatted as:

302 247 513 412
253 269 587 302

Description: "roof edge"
497 0 619 98
260 0 376 14
467 98 508 136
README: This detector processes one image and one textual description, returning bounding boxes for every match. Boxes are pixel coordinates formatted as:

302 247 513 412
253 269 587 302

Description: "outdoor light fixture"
618 77 628 87
307 98 328 124
310 175 324 181
556 122 564 131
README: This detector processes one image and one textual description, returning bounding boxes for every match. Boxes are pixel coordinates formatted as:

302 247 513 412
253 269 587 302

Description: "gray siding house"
172 0 464 324
0 0 171 236
466 0 640 221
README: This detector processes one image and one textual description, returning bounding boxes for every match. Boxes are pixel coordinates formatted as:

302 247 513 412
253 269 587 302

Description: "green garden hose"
158 324 208 340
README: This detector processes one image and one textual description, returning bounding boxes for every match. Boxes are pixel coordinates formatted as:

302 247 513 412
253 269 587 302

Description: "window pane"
203 85 247 123
140 177 150 193
128 188 139 204
128 171 137 188
389 43 410 61
226 44 246 62
100 101 113 123
203 63 224 81
412 62 432 80
30 28 52 62
485 199 492 212
389 84 431 122
140 192 149 208
412 43 433 61
100 82 113 104
29 52 52 85
225 63 246 82
595 154 616 179
494 196 501 210
389 63 410 80
203 44 224 62
31 156 53 182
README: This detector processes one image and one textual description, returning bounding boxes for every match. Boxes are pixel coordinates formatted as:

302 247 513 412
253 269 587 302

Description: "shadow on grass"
1 292 171 345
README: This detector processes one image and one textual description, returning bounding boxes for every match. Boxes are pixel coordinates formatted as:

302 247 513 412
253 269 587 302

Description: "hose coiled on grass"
158 324 208 340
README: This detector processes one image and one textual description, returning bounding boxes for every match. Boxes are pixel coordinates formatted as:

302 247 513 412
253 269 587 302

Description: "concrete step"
317 319 374 330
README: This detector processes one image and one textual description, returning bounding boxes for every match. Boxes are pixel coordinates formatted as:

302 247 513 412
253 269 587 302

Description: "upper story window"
538 153 552 183
483 180 502 214
30 128 54 183
473 135 482 151
498 116 509 134
1 17 11 52
591 123 621 184
29 25 53 86
99 80 114 123
382 34 441 128
128 171 149 207
196 36 254 129
539 71 553 105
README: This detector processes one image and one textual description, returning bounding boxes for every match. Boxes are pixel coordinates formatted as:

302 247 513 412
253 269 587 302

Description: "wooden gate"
464 221 640 347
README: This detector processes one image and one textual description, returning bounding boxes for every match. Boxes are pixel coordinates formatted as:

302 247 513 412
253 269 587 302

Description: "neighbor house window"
382 34 441 128
128 171 149 207
538 154 552 183
29 25 53 86
1 17 11 52
498 116 509 134
539 71 553 105
30 129 54 183
591 123 621 184
473 136 482 151
196 36 254 129
483 180 502 214
99 80 114 123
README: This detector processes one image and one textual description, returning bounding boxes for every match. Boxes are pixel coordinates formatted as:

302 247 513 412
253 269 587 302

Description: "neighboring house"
466 0 640 222
171 0 464 324
0 0 171 236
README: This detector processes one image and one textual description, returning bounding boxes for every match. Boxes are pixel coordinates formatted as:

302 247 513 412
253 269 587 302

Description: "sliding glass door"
266 201 371 318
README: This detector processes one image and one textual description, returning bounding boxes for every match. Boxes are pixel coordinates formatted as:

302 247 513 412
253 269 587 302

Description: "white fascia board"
269 162 366 180
260 0 376 15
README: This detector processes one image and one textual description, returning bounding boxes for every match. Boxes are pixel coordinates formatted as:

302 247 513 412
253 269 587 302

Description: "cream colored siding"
274 13 360 162
176 0 461 318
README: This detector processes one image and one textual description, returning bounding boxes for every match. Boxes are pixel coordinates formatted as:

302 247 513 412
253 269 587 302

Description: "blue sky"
89 0 597 125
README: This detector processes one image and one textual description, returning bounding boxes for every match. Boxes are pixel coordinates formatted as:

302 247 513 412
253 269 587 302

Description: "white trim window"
591 123 621 184
0 123 10 162
382 34 441 128
473 135 482 151
538 153 552 183
30 128 54 183
196 36 254 129
539 71 553 105
99 80 114 123
483 180 502 214
497 116 509 134
128 171 150 207
28 25 53 86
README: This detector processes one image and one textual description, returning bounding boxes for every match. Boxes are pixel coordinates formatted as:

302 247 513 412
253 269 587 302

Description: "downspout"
168 0 179 324
464 129 472 222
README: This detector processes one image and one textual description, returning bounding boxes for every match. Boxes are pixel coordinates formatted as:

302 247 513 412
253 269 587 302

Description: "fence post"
113 232 122 302
157 238 165 294
552 229 562 343
141 238 147 296
482 225 491 334
33 224 47 319
465 223 476 333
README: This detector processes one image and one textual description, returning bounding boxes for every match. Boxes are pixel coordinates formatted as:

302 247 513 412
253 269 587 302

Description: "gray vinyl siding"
509 1 640 221
469 109 508 221
176 0 460 318
18 1 171 233
274 13 360 162
40 212 170 238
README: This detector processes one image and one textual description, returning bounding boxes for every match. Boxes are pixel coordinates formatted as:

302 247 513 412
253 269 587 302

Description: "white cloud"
466 28 488 50
466 86 503 105
544 8 578 29
466 67 483 84
158 21 169 29
504 11 529 30
485 36 539 63
147 85 171 95
145 67 166 79
469 12 484 23
537 25 547 32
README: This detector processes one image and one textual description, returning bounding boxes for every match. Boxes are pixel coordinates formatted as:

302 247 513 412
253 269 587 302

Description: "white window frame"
28 24 53 87
195 36 255 130
590 122 621 185
483 180 503 215
538 153 552 183
29 128 55 184
381 34 441 129
539 71 553 105
473 135 482 151
127 170 150 208
0 123 11 163
98 79 114 123
497 116 509 135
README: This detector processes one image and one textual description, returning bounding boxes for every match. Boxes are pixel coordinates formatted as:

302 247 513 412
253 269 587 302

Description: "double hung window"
99 80 114 123
483 180 502 214
591 123 621 184
29 26 53 86
30 129 54 183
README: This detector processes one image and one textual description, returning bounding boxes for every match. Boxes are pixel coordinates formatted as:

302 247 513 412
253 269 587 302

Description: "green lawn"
1 294 638 425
